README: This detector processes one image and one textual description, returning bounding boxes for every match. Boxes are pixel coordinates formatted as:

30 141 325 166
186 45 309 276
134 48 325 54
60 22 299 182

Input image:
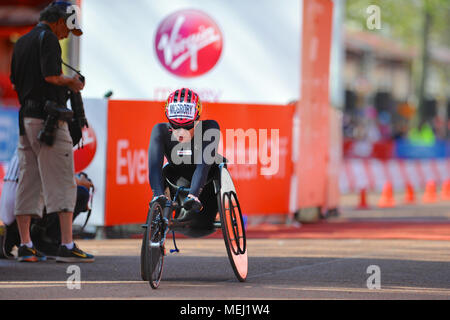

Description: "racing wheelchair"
140 162 248 289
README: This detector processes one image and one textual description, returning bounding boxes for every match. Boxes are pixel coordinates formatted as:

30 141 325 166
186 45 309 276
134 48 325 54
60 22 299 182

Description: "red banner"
104 100 294 226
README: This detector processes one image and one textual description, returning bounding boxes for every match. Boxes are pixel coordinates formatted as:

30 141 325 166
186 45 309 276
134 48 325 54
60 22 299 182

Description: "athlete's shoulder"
152 122 170 131
201 119 220 130
151 122 171 137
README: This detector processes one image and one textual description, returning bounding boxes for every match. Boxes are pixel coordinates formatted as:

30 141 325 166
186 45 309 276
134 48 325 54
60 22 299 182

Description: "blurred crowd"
343 90 450 144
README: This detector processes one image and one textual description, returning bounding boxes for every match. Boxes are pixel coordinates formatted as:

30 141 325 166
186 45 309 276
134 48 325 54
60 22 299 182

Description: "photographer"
9 1 93 262
0 149 94 259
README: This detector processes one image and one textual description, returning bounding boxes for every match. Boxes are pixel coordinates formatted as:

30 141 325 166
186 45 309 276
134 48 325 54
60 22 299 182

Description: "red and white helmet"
165 88 202 129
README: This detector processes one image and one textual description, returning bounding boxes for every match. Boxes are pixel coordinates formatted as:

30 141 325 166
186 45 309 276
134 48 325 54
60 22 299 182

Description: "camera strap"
39 30 82 80
61 61 83 80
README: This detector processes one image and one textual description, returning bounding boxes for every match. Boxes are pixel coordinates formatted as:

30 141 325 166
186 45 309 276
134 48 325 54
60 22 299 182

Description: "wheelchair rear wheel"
140 201 165 289
219 168 248 282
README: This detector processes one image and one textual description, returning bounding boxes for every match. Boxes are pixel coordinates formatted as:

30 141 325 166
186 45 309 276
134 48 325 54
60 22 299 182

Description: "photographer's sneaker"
35 241 59 260
17 245 47 262
56 243 94 263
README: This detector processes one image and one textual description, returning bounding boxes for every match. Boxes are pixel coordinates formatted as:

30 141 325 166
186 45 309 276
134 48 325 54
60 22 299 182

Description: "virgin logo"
155 9 223 78
73 127 97 173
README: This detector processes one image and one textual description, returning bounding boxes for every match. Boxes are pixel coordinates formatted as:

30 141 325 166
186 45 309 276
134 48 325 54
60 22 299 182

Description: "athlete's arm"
189 120 220 197
148 123 167 197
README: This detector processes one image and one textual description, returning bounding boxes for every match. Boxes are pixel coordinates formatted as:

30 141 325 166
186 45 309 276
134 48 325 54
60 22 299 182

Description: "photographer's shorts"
15 117 77 217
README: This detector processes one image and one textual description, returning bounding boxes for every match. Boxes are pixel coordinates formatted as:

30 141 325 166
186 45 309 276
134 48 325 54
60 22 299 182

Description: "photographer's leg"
16 214 46 262
14 120 47 261
40 121 93 262
58 211 73 245
16 215 32 245
38 120 76 246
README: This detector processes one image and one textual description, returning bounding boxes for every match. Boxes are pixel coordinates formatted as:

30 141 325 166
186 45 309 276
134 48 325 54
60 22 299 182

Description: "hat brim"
70 28 83 36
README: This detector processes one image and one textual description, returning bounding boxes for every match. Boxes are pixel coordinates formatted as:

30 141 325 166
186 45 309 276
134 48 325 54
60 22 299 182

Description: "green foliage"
345 0 450 46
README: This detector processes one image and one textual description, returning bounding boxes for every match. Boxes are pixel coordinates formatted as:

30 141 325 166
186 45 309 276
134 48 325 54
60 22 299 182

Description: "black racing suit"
147 120 222 237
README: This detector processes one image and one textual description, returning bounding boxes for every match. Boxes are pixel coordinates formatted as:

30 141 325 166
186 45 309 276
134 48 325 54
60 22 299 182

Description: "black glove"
151 195 168 207
183 195 203 212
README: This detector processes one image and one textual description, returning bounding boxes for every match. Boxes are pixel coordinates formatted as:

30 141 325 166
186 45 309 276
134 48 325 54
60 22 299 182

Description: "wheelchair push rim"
140 201 165 289
219 168 248 282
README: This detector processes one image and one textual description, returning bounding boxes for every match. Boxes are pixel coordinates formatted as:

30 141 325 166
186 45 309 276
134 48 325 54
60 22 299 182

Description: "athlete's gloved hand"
183 194 203 212
150 194 168 206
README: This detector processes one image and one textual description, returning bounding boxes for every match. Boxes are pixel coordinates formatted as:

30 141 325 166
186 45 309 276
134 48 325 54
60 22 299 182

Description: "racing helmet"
165 88 202 129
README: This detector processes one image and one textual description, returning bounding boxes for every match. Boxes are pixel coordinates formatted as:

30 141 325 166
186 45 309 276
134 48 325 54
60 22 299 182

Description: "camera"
67 78 88 146
70 90 88 129
37 101 74 146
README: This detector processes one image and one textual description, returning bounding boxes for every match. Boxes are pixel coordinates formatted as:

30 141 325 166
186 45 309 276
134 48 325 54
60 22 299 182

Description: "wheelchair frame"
140 163 248 289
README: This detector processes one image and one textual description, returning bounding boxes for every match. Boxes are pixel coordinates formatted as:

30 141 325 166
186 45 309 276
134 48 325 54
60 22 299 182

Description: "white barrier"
340 158 450 193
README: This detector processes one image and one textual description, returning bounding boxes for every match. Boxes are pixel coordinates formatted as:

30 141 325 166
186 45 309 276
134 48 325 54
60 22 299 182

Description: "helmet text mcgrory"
168 103 196 119
169 121 280 176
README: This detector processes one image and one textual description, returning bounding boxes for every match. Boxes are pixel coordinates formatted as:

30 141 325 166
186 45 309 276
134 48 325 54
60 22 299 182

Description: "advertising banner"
395 139 448 159
73 98 108 227
0 107 19 163
80 0 301 105
104 100 294 226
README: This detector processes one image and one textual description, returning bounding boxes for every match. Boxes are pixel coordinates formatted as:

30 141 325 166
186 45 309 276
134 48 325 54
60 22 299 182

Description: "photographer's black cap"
48 1 83 36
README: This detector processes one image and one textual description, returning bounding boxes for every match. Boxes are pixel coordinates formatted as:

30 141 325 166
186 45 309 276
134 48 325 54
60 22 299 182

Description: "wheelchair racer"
148 88 221 220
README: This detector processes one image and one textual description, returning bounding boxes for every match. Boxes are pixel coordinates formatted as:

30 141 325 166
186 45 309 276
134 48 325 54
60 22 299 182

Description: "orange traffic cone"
357 188 369 209
422 180 438 203
440 180 450 201
378 182 395 208
404 183 415 204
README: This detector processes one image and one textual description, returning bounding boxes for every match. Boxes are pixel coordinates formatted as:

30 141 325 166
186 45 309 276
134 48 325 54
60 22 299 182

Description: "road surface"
1 200 449 301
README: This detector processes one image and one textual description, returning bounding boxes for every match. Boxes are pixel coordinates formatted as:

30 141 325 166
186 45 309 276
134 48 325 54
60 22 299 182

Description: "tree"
345 0 450 124
346 0 449 46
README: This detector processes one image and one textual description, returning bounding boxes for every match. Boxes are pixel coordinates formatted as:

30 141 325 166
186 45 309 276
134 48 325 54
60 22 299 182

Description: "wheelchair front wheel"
140 201 165 289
